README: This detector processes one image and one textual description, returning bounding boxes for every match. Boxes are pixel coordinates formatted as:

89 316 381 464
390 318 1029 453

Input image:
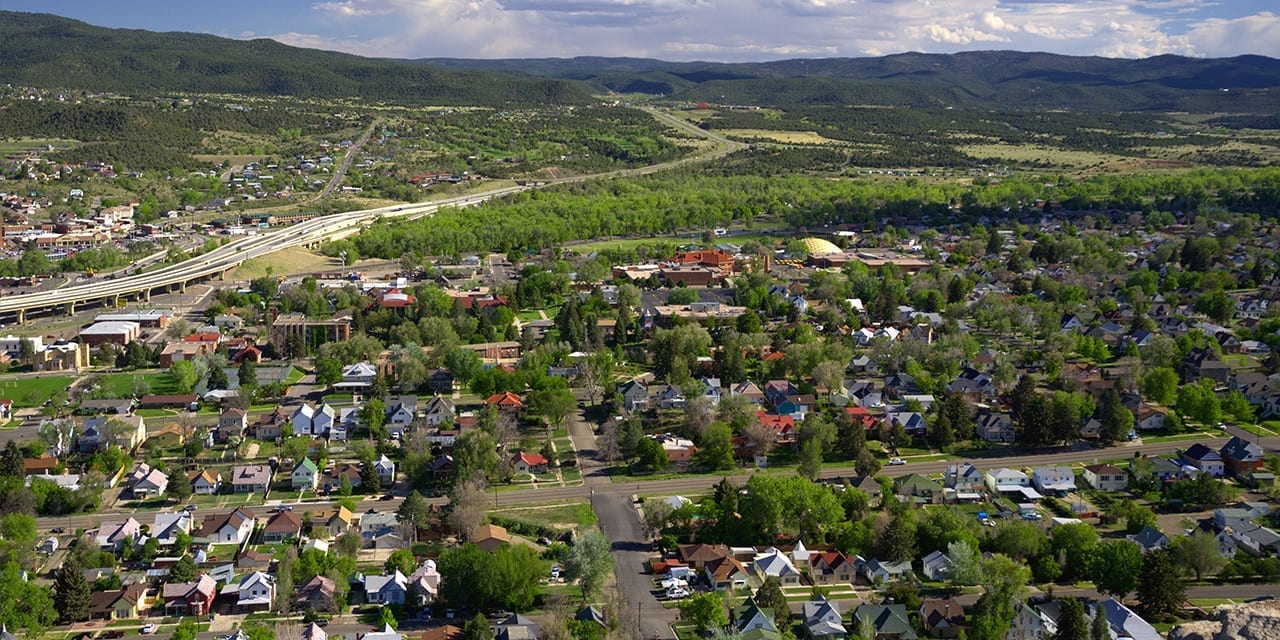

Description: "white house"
235 571 276 611
921 550 952 581
1032 466 1076 495
752 547 801 585
375 455 396 485
364 571 408 605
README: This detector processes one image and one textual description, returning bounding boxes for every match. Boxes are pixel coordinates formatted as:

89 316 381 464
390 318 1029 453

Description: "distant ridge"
419 51 1280 111
0 11 592 106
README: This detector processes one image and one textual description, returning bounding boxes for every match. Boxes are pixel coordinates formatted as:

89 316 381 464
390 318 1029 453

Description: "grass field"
568 231 783 254
0 137 79 153
97 371 180 397
958 143 1127 168
0 375 77 407
720 129 841 144
492 501 598 530
230 247 337 279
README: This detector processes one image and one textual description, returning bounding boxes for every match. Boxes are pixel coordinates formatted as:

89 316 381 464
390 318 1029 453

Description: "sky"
8 0 1280 62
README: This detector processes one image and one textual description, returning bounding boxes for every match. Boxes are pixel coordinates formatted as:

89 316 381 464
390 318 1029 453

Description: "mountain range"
3 11 1280 112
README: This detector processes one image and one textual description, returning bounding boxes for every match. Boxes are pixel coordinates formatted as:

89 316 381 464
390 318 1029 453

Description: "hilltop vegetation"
0 12 591 106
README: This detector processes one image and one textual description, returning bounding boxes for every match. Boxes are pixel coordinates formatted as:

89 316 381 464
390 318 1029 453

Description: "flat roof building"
80 321 141 347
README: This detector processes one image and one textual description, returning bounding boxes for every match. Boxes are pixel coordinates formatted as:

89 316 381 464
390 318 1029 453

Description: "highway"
0 108 743 322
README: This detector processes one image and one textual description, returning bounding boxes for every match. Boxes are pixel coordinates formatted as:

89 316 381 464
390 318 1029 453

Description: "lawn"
97 371 181 397
284 367 306 385
492 501 598 529
0 375 76 408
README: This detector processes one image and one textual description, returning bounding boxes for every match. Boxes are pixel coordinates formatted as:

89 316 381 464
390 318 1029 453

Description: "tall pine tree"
1054 598 1088 640
1137 549 1185 618
55 555 92 622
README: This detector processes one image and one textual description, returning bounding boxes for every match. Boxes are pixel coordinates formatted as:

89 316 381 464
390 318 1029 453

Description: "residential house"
421 396 455 427
654 385 687 410
803 596 847 640
1221 436 1265 477
188 469 222 495
976 410 1015 443
237 548 273 571
296 575 338 612
894 474 944 503
373 454 396 485
885 409 927 436
1096 599 1161 640
335 362 377 390
360 511 400 546
152 512 193 546
409 559 442 605
703 556 750 591
735 599 782 640
95 518 142 550
79 415 147 453
292 458 320 491
384 396 417 435
678 543 732 569
809 551 858 585
128 463 169 498
1082 464 1128 492
921 550 952 581
1135 405 1168 431
496 614 541 640
262 510 303 543
1032 467 1076 496
234 571 276 612
301 622 328 640
919 598 965 639
1182 443 1226 477
473 523 511 552
852 603 917 640
753 547 802 585
619 380 649 413
511 451 549 475
162 574 217 616
1007 602 1058 640
196 508 256 544
231 464 271 493
1127 526 1171 553
427 368 454 395
731 381 766 405
88 583 147 620
1182 347 1231 384
861 559 913 584
485 391 524 413
944 462 984 497
216 408 248 443
364 570 408 605
311 506 356 539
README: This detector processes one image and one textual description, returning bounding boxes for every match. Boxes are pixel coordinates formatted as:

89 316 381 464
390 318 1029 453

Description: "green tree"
444 348 485 386
172 619 199 640
1091 540 1143 598
238 359 258 389
1051 523 1100 582
170 360 198 394
754 577 790 632
452 430 502 483
697 422 736 472
464 613 496 640
947 539 983 586
679 591 728 634
315 358 343 386
1054 598 1089 640
565 530 615 600
360 399 387 441
1141 367 1179 406
54 555 92 622
968 554 1031 640
1137 549 1184 617
1090 610 1110 640
207 364 230 390
0 442 24 479
634 437 667 473
1098 388 1134 442
169 554 198 582
1175 531 1225 581
1177 378 1221 426
385 548 416 576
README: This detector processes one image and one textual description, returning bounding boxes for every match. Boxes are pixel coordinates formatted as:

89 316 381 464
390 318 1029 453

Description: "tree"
565 530 614 600
1054 598 1089 640
1098 388 1134 443
170 360 198 394
697 422 735 472
315 358 343 386
1090 609 1110 640
169 554 198 582
445 348 485 386
276 546 297 615
447 477 493 540
168 475 193 502
0 442 24 479
207 364 230 390
453 430 502 484
678 592 728 635
634 436 667 473
464 613 496 640
798 436 825 481
1091 540 1143 598
172 619 199 640
968 554 1031 640
397 490 432 538
1052 523 1100 582
1177 378 1221 426
385 548 416 576
439 544 542 612
1141 367 1179 406
1175 531 1225 581
238 359 258 389
754 577 790 632
531 386 576 431
360 398 387 442
1137 549 1184 617
578 351 615 406
54 555 92 622
947 539 983 586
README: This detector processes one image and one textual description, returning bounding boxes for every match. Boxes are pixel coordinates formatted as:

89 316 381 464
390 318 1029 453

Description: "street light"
340 250 348 278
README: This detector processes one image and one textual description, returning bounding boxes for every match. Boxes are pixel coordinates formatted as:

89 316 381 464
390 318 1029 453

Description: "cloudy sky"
10 0 1280 61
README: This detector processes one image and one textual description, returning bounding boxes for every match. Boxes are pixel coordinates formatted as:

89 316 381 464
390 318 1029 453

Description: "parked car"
658 577 689 590
1021 512 1043 520
550 565 561 580
665 587 690 600
888 457 906 466
183 504 197 511
140 624 158 634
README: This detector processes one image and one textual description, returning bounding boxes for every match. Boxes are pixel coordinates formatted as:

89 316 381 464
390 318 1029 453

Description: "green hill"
0 11 593 106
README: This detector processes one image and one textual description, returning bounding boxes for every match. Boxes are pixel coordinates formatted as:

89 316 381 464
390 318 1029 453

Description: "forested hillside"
422 52 1280 112
0 12 592 106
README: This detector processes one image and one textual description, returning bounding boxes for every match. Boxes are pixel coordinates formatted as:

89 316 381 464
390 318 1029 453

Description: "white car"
888 457 906 466
666 587 691 600
659 577 689 590
140 624 158 634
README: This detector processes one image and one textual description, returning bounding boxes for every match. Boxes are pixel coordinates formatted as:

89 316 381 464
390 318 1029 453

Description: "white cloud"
251 0 1277 61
